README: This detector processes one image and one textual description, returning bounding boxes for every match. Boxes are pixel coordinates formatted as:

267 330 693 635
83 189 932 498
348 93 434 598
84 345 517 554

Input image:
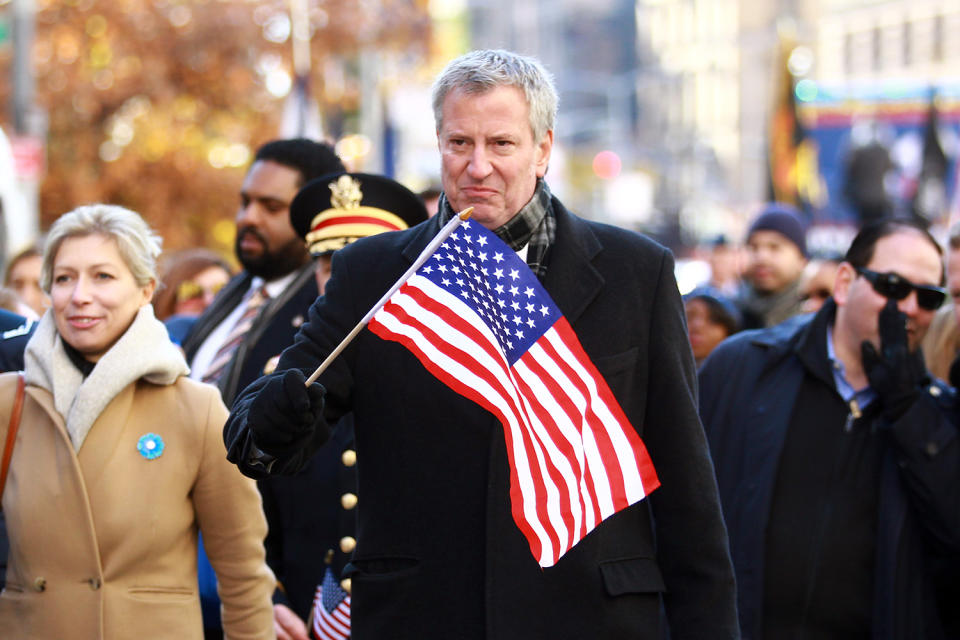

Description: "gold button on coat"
341 449 357 467
339 536 356 553
340 578 352 594
340 493 358 510
33 577 46 592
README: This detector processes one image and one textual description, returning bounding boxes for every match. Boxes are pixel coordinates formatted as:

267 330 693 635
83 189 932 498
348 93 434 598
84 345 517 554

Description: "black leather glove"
861 299 926 421
247 369 326 456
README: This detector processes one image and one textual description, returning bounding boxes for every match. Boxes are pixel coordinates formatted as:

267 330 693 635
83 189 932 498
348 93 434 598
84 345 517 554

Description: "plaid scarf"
437 179 556 279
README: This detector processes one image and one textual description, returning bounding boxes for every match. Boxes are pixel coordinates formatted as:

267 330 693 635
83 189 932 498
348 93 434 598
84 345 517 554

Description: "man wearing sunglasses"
699 219 958 639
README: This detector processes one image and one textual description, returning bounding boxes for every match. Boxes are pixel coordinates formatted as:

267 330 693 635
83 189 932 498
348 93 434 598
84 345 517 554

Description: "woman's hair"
41 204 162 292
431 49 558 143
152 248 233 321
3 244 43 286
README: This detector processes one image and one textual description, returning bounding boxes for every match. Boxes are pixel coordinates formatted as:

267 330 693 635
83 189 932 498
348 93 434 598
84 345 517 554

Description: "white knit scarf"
23 305 190 450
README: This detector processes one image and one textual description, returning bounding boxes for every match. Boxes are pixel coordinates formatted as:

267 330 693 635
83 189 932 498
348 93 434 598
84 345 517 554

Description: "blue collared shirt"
826 324 876 426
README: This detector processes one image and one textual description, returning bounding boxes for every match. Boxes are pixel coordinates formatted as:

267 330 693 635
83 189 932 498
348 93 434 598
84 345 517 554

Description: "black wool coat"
226 199 740 639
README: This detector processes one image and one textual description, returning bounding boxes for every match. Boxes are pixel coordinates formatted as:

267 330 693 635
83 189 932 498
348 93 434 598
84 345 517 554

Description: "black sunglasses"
855 267 946 311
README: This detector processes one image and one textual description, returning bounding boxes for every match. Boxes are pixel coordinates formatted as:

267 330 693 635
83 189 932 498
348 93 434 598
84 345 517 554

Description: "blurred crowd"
0 48 957 640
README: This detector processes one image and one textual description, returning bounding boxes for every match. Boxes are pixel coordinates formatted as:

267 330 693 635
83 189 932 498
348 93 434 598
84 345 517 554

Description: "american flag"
368 220 660 567
312 567 350 640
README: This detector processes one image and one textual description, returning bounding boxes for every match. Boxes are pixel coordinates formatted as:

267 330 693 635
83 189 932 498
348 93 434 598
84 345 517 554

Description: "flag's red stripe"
369 293 551 560
516 350 602 544
368 312 549 563
315 601 350 640
512 355 590 552
524 339 606 530
553 319 660 494
399 286 569 559
532 328 632 512
395 284 568 549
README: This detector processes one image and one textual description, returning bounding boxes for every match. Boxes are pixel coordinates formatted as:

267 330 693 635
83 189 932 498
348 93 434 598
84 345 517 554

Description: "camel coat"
0 372 275 639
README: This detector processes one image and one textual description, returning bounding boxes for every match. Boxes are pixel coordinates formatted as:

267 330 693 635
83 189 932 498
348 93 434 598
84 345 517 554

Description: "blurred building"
816 1 960 86
634 0 960 242
635 0 819 243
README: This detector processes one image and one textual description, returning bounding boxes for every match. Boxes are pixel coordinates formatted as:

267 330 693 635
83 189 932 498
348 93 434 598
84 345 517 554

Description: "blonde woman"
0 204 275 639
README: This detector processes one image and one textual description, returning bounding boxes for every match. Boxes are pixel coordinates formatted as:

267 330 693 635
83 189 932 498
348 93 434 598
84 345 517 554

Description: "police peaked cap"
290 172 429 256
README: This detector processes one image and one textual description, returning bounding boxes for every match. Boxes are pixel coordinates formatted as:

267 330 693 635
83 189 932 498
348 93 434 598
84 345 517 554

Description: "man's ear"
832 262 856 307
535 130 553 179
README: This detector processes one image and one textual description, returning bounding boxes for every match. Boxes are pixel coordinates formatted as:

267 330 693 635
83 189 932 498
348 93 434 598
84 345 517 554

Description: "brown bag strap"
1 372 26 499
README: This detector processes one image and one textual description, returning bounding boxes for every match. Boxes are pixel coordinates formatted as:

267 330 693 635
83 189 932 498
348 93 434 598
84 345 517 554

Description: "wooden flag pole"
304 207 474 386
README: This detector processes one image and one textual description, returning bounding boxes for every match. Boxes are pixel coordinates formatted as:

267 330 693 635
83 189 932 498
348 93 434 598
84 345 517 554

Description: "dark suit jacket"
0 310 34 374
699 302 960 639
183 264 318 407
226 199 739 639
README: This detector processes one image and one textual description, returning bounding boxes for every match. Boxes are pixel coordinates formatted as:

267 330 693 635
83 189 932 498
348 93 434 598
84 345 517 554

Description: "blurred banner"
767 31 826 219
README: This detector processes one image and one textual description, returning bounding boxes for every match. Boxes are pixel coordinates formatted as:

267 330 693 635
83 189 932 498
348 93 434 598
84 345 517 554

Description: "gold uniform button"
33 577 46 592
341 449 357 467
339 536 356 553
929 385 942 397
340 493 358 510
340 578 352 594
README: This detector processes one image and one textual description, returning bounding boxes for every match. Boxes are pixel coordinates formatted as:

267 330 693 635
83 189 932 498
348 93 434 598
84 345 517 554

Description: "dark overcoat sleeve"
638 248 740 638
224 247 362 478
883 382 960 552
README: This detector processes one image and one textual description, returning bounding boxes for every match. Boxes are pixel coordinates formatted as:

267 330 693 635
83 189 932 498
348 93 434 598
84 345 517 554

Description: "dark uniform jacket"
225 199 740 639
259 415 356 620
182 264 318 407
699 300 960 640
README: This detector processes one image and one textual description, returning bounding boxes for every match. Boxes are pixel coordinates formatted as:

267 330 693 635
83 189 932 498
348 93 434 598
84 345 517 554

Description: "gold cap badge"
329 174 363 210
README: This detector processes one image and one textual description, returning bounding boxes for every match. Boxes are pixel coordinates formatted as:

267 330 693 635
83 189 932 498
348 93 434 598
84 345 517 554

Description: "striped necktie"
202 286 269 385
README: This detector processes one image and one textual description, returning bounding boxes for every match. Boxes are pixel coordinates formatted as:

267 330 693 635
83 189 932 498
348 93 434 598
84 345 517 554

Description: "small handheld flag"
312 567 351 640
367 220 659 567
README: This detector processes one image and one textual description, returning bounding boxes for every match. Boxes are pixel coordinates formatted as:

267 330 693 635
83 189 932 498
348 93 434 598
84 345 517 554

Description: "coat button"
341 449 357 467
89 577 102 590
339 536 356 553
32 577 46 592
929 385 942 397
340 578 352 595
340 493 358 510
925 442 940 457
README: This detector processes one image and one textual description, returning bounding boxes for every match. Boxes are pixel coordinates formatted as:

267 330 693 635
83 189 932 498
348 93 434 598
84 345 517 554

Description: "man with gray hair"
224 49 738 638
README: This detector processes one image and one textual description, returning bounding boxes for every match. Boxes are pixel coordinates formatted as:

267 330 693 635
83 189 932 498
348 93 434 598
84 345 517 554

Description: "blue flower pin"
136 433 165 460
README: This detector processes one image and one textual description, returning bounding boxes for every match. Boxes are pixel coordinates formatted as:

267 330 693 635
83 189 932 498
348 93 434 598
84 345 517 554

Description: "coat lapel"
541 200 604 324
76 383 135 487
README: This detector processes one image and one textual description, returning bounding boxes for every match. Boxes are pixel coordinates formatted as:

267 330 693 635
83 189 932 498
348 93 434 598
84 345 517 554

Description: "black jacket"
182 264 318 406
226 200 739 639
700 300 960 639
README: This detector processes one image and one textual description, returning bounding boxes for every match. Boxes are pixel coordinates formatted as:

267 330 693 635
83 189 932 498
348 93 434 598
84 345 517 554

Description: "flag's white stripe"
522 341 617 518
330 600 351 625
394 280 584 559
511 355 592 539
506 362 580 556
541 328 648 501
373 287 557 563
377 286 562 564
315 607 350 640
